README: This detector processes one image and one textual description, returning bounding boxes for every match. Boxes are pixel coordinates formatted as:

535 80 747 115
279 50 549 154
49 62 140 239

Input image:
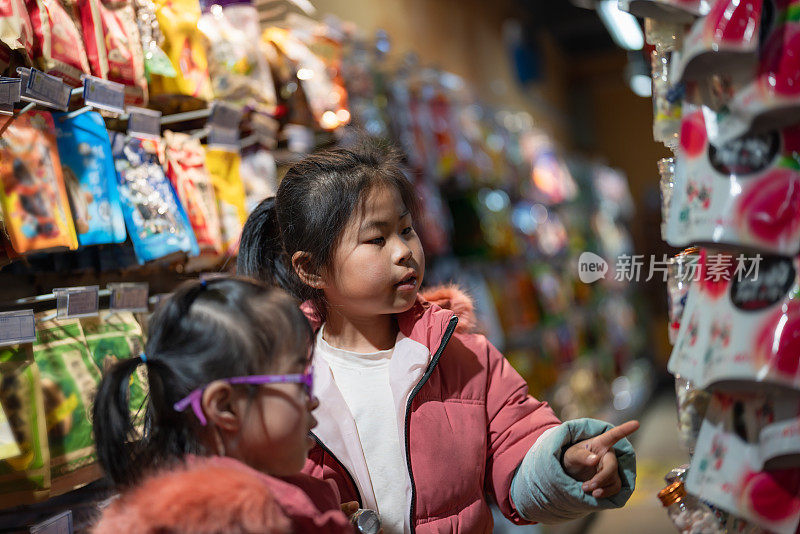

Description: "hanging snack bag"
32 314 103 496
0 345 50 507
53 111 127 246
198 2 276 114
81 312 147 428
148 0 212 103
26 0 91 86
77 0 148 105
110 131 199 263
666 106 800 255
669 250 800 390
163 130 223 255
132 0 175 79
0 111 79 254
204 147 246 253
239 148 277 214
674 0 763 84
687 392 800 534
0 0 34 72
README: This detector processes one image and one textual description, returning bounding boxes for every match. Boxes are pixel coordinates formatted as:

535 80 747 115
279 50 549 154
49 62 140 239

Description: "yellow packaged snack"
149 0 212 103
204 148 246 253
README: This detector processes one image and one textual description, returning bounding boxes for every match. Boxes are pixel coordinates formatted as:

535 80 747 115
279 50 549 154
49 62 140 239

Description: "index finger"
594 420 640 448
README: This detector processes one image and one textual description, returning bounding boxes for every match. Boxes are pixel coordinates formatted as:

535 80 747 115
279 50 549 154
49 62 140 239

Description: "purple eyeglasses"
173 369 314 426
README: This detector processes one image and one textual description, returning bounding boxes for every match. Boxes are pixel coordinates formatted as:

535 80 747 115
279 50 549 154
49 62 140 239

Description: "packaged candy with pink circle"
711 15 800 145
621 0 710 23
674 0 764 84
666 105 800 256
687 391 800 534
669 249 800 390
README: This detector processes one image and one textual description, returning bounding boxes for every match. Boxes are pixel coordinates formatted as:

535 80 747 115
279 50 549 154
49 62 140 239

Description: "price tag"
207 125 240 151
148 292 172 310
127 106 162 139
82 75 124 114
0 77 21 105
23 68 71 111
0 310 36 346
210 101 243 130
0 103 12 116
30 511 73 534
54 286 100 319
108 282 149 312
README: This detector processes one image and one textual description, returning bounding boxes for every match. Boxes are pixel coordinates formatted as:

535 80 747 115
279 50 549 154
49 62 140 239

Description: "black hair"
92 276 312 487
237 140 420 317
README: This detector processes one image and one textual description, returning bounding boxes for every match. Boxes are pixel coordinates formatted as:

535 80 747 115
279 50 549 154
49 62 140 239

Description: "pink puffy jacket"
301 287 562 533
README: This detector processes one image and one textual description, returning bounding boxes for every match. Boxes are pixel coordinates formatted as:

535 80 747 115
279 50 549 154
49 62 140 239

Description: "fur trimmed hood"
92 456 352 534
420 284 477 333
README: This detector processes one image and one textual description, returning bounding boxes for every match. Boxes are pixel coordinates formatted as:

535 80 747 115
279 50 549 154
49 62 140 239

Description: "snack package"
0 401 21 460
674 0 763 84
620 0 710 22
674 375 711 454
712 16 800 145
110 132 199 263
32 314 103 496
77 0 148 105
53 111 127 246
198 3 276 113
26 0 91 86
0 0 34 72
666 107 800 255
163 130 223 255
148 0 212 102
687 392 800 534
239 149 277 213
132 0 175 79
0 345 50 507
0 111 79 254
80 312 147 429
204 147 246 253
669 250 800 390
666 248 698 344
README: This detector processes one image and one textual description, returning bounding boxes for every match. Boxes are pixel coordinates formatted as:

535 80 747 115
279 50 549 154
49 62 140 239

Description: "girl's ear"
292 251 325 289
202 381 241 432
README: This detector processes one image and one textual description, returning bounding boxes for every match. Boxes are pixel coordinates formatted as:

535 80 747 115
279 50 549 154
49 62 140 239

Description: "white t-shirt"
315 328 409 534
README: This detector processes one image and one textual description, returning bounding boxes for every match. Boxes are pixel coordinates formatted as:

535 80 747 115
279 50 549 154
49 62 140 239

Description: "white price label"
108 283 149 312
0 310 36 346
210 101 243 130
127 106 162 139
30 511 73 534
82 75 124 114
54 286 100 319
0 78 21 105
25 68 71 111
207 125 240 151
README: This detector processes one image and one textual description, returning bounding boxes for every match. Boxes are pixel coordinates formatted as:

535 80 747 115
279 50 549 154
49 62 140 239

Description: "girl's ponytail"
92 355 147 486
238 197 299 296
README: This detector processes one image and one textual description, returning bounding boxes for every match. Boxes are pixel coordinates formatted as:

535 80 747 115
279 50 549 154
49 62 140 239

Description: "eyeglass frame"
173 369 314 426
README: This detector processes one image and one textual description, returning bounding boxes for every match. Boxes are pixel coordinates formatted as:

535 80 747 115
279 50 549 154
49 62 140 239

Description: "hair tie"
200 279 208 288
139 352 147 364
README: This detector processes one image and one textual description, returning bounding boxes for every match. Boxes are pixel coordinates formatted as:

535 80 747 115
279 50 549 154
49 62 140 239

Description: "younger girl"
238 143 639 534
91 277 352 533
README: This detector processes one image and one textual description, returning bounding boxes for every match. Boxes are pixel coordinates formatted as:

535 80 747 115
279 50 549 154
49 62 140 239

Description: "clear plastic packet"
77 0 148 105
239 149 277 214
53 110 127 246
110 131 199 263
0 111 79 254
132 0 175 79
26 0 91 86
666 247 698 344
666 105 800 255
675 375 711 453
162 130 223 255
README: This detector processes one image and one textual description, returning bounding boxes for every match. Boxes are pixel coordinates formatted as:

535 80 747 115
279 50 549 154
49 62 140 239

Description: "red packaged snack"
78 0 147 105
0 0 34 72
26 0 91 86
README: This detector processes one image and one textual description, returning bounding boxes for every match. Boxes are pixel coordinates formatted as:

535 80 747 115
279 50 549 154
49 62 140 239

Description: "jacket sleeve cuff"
509 418 637 524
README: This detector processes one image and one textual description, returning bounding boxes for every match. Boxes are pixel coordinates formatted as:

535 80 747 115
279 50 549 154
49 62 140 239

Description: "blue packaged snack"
109 132 199 263
53 111 127 246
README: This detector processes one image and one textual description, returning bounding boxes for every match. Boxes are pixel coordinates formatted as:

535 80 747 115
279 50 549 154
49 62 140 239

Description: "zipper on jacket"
405 315 459 534
310 432 364 508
